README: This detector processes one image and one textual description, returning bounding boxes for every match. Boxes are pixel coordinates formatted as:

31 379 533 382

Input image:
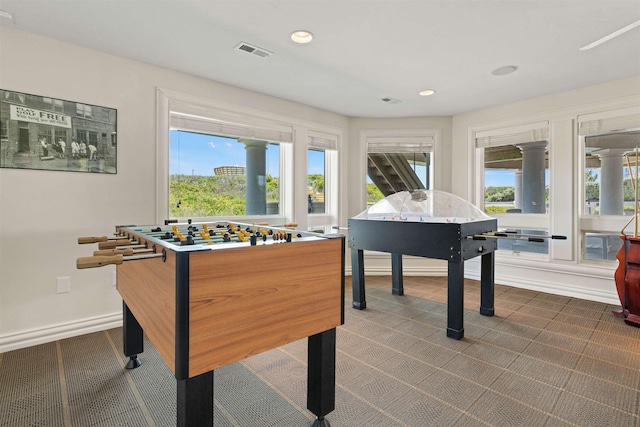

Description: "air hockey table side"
348 217 498 339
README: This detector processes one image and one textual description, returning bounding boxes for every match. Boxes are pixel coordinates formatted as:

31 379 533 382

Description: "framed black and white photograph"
0 89 117 173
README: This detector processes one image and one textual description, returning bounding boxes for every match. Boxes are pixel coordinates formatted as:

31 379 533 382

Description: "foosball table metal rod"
92 248 153 257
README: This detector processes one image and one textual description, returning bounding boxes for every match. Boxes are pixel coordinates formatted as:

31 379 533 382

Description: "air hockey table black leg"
123 302 143 369
307 328 336 427
351 249 366 309
480 251 495 316
447 260 465 340
391 253 404 296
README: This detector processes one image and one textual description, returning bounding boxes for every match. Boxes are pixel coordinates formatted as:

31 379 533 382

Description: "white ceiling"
1 0 639 117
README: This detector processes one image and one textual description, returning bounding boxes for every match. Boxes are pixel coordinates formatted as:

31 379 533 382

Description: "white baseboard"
347 260 620 306
0 312 122 353
465 271 620 305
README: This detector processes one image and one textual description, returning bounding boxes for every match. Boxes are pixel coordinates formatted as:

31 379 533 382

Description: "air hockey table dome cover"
353 190 491 223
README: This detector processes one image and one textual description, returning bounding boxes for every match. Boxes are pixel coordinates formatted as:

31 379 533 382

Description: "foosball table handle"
76 254 123 269
78 236 109 244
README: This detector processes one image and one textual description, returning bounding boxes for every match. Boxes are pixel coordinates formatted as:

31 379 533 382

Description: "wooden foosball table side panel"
118 250 177 375
188 237 344 378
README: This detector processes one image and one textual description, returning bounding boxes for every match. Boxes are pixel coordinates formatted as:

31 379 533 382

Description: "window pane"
367 152 432 206
308 149 325 214
484 142 549 214
584 232 622 261
496 229 549 255
584 132 639 216
169 130 280 218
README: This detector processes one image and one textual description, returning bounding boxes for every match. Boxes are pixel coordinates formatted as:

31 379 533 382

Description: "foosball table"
77 221 345 427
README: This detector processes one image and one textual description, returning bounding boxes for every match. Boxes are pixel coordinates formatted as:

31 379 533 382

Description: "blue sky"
485 169 553 187
170 130 280 176
485 169 516 187
170 130 326 176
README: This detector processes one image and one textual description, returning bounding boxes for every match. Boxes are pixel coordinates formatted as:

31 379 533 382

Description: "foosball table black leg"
307 328 336 427
311 416 331 427
123 302 143 369
177 370 214 426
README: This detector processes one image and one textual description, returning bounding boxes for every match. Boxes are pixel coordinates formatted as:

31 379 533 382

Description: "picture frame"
0 89 117 173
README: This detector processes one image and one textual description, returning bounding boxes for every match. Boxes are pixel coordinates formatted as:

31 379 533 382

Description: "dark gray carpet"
1 276 639 426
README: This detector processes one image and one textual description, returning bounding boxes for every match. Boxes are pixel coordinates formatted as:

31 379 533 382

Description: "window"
169 130 281 218
307 130 339 232
43 97 64 113
475 122 550 256
76 103 93 119
579 107 640 262
167 111 293 222
3 91 25 104
157 89 341 230
0 116 7 140
366 136 434 206
308 149 325 214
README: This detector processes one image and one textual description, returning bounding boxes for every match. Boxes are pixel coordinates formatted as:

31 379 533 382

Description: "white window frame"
577 106 640 264
156 87 343 231
307 130 339 232
474 121 551 260
360 128 440 209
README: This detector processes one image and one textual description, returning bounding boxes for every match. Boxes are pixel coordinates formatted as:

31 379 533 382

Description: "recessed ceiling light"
291 30 314 44
491 65 519 76
419 89 436 97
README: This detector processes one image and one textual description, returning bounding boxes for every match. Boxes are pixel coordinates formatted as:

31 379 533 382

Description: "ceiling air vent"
381 97 401 104
235 42 273 59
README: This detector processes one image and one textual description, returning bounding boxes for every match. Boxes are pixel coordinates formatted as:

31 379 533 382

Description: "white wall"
451 76 640 305
2 24 638 352
0 27 348 352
